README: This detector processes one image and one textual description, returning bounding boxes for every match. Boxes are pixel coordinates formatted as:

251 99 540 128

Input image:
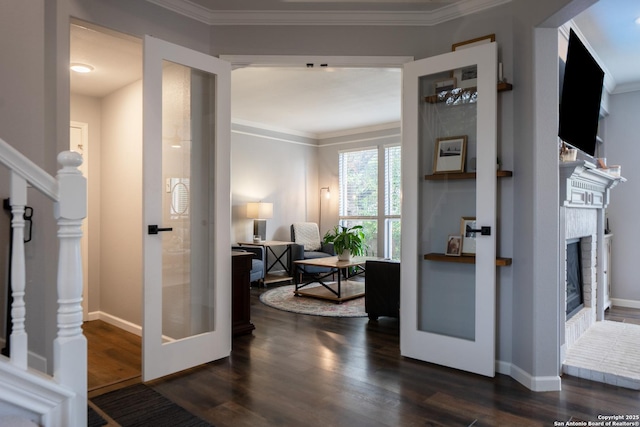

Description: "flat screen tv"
558 29 604 157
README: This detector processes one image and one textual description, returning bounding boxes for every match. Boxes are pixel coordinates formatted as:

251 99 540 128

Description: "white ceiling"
70 23 142 98
69 0 640 137
572 0 640 94
231 67 401 138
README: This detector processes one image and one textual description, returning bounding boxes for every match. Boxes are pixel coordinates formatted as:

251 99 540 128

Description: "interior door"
143 35 231 381
400 42 498 376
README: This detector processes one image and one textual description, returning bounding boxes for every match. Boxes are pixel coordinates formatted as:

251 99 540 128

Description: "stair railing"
0 137 86 426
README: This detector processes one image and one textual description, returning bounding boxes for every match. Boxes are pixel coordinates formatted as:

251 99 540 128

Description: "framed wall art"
433 135 467 174
451 34 495 89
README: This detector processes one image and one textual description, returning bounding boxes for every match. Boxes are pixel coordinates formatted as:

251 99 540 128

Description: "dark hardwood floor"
604 305 640 325
86 290 640 426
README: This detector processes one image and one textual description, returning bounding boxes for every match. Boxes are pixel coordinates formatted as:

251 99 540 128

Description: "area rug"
90 383 212 427
259 284 367 317
87 405 107 427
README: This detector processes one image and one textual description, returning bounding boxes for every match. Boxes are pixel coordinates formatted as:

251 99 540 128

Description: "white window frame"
338 143 401 259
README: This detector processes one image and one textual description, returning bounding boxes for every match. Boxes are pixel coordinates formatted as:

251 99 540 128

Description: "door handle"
148 225 173 235
466 225 491 236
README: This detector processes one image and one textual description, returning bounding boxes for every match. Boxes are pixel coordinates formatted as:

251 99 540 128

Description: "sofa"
365 259 400 320
232 245 265 285
289 222 335 282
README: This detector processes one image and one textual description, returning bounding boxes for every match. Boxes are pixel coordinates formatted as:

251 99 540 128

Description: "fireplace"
559 160 623 354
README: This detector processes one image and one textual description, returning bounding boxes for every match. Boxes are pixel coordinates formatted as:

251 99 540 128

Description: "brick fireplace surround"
559 160 624 360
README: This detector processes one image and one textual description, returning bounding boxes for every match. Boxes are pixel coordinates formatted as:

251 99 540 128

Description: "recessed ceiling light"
636 16 640 25
70 63 94 73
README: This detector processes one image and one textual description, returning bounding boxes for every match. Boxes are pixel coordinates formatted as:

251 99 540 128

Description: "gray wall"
0 0 57 371
99 80 143 326
605 90 640 304
71 81 144 329
231 124 319 244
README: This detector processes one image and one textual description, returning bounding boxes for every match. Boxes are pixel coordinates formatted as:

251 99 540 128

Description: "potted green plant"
323 224 367 261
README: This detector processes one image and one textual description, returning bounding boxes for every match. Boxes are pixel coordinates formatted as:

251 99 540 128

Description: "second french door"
400 42 498 377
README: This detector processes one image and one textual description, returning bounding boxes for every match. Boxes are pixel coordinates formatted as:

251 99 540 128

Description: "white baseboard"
495 359 511 376
86 311 100 322
499 361 562 392
87 311 142 337
611 298 640 310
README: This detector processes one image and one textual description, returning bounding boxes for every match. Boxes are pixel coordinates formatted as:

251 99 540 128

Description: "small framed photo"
460 217 477 255
433 135 467 174
446 235 462 256
435 77 456 93
451 34 495 89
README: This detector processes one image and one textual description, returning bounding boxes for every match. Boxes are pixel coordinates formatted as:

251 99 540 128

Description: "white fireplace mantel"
559 160 626 208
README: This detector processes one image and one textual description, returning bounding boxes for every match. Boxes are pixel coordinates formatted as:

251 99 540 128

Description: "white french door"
400 42 498 377
143 35 231 381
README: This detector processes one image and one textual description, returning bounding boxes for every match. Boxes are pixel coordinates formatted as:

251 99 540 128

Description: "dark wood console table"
232 251 255 337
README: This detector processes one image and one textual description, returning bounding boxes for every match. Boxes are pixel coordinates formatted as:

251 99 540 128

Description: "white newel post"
53 151 87 426
9 172 28 370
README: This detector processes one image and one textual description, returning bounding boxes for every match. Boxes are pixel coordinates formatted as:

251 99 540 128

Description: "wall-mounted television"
558 29 604 157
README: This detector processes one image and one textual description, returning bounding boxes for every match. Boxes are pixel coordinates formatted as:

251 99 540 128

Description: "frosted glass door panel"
419 71 478 341
161 61 215 340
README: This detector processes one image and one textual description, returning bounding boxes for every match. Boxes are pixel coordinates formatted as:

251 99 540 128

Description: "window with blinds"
385 145 401 260
338 144 401 259
338 148 378 217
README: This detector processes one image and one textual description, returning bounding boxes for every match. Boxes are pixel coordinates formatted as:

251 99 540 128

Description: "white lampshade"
246 202 273 219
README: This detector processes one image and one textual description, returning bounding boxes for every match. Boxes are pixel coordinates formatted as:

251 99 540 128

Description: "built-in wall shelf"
425 170 513 180
424 82 513 104
424 253 512 266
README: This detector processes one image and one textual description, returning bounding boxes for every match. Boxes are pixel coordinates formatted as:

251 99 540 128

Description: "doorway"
221 54 410 249
70 20 144 390
72 20 234 386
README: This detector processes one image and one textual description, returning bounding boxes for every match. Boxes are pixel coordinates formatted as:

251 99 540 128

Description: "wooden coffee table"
293 256 381 303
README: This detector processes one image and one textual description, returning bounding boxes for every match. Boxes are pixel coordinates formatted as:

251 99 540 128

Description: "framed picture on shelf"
460 216 477 255
446 235 462 256
433 135 467 174
451 34 495 89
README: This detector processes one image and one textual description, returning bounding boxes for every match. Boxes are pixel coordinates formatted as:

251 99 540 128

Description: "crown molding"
611 81 640 95
147 0 511 26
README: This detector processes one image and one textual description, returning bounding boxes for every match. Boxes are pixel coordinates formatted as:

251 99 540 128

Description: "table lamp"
246 202 273 241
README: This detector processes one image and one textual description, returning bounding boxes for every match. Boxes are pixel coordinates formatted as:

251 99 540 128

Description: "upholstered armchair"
232 245 265 285
289 222 335 281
